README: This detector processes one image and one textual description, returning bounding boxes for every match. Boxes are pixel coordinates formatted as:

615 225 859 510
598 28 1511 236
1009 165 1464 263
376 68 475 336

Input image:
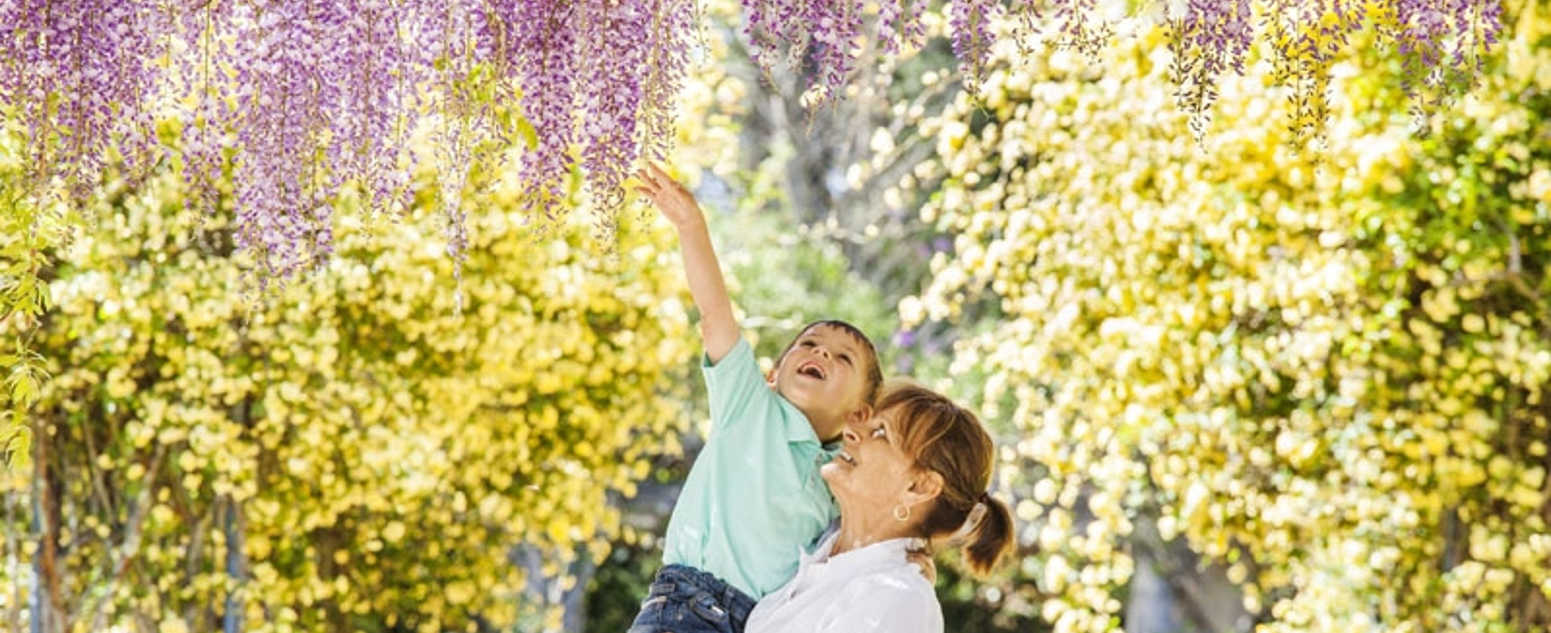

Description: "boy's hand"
907 539 937 583
633 160 739 362
635 163 704 231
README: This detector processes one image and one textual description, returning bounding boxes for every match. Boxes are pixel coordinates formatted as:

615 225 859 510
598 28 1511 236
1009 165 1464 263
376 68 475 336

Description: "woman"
745 379 1014 633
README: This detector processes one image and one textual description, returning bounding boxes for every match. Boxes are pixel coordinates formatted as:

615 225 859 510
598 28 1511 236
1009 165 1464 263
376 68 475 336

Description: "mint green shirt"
661 337 840 599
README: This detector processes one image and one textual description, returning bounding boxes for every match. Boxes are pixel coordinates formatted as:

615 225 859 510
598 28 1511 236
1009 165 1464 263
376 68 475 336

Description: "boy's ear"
904 470 944 507
765 367 778 385
846 404 873 424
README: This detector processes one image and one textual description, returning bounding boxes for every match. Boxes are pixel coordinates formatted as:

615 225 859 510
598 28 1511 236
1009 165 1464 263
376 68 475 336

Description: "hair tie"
946 500 988 544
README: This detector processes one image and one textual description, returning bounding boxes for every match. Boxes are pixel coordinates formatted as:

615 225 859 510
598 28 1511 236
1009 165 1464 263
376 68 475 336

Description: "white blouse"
745 527 943 633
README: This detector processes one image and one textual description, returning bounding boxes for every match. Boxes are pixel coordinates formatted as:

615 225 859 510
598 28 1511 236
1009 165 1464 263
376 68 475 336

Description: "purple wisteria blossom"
808 0 867 107
0 0 1512 291
740 0 868 109
501 0 580 220
1013 0 1112 58
1388 0 1503 114
322 0 422 219
0 0 166 202
870 0 930 57
949 0 1001 94
1167 0 1256 139
740 0 808 82
877 0 907 55
174 0 429 283
415 0 497 275
175 2 232 225
1260 0 1364 141
226 0 336 280
577 0 653 240
637 0 698 164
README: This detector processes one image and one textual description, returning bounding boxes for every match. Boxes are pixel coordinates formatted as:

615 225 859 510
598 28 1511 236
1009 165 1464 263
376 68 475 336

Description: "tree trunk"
30 420 63 633
7 490 24 633
1127 514 1253 633
223 496 247 633
560 552 595 633
1125 547 1183 633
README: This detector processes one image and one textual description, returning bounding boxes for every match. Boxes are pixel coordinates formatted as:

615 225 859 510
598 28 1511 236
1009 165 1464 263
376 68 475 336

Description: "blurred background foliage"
899 0 1551 631
0 131 698 633
4 0 1550 632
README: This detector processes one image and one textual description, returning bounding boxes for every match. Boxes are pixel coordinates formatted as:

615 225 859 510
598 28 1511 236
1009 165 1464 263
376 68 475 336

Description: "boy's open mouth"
797 361 827 380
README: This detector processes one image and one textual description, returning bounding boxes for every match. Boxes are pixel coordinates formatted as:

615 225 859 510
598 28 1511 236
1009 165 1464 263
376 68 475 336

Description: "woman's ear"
904 470 944 507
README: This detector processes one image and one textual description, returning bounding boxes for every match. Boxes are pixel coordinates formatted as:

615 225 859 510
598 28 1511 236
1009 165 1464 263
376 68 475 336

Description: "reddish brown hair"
879 379 1013 577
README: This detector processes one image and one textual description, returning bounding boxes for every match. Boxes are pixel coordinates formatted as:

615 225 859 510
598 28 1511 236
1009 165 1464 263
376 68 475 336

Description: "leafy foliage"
905 1 1551 631
0 131 71 472
0 152 696 632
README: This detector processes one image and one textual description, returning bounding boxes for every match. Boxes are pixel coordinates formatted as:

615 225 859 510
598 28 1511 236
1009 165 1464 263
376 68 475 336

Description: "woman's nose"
842 425 860 444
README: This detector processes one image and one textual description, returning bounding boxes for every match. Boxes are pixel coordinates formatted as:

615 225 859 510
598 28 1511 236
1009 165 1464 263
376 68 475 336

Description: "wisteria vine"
0 0 1507 283
0 0 166 202
1168 0 1256 139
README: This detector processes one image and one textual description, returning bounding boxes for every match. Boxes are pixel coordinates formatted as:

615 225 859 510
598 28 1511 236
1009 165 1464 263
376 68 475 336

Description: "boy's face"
768 324 874 442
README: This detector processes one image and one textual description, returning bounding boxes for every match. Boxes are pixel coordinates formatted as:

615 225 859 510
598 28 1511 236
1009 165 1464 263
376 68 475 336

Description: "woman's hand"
634 162 704 232
907 539 937 583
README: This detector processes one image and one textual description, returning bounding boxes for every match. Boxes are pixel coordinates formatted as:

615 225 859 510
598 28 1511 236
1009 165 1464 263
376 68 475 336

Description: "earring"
893 504 911 522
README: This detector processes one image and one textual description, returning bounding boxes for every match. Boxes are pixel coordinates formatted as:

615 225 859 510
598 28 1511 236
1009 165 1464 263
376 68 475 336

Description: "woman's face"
821 405 917 506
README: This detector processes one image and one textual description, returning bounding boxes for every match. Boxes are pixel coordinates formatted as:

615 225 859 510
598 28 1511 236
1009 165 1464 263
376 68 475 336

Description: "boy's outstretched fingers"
647 161 670 182
634 168 663 201
647 162 684 194
634 162 704 229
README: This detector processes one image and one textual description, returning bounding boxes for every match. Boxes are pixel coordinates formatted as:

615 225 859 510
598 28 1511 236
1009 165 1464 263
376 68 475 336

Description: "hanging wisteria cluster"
0 0 1505 281
0 0 166 201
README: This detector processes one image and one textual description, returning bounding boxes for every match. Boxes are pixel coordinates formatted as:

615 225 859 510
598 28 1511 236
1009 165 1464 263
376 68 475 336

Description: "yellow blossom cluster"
902 2 1551 631
0 149 694 632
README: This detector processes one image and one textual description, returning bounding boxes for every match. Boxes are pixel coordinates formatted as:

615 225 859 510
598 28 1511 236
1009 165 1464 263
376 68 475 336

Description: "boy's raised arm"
635 163 740 363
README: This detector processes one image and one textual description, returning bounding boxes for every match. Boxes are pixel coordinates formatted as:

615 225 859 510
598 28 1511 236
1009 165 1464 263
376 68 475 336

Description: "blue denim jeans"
625 564 755 633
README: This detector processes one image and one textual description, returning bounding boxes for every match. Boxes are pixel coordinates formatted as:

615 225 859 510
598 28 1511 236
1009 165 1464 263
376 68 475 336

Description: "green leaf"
515 114 538 151
2 422 30 472
9 371 36 406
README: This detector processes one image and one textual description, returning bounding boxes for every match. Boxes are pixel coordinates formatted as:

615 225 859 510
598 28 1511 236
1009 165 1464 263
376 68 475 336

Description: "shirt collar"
801 526 915 574
788 419 822 445
784 401 841 449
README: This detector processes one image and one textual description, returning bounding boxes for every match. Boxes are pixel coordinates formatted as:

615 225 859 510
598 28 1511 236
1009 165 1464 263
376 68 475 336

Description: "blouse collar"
800 526 916 577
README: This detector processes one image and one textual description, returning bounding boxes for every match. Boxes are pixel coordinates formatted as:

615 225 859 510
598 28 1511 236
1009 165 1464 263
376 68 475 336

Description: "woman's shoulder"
838 562 941 609
861 559 935 587
826 565 943 632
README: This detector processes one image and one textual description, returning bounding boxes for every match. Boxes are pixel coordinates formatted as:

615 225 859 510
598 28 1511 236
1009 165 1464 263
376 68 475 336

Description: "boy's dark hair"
776 319 884 406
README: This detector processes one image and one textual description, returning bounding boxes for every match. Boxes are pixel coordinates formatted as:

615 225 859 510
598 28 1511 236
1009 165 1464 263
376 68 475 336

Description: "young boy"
629 163 885 633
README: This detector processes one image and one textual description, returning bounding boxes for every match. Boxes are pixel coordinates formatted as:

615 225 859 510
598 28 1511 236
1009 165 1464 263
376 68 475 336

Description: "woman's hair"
879 378 1013 577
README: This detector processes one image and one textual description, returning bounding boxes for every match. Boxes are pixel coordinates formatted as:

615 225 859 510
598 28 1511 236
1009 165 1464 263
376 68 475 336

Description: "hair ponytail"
877 379 1015 578
962 494 1014 577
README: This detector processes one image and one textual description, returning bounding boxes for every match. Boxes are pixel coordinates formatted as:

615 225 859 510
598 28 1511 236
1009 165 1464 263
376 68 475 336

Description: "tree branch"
83 444 165 633
32 416 64 633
